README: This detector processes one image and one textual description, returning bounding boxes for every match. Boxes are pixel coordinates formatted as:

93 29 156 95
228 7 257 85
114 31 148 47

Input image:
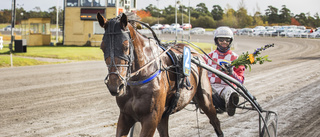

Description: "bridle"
103 17 134 86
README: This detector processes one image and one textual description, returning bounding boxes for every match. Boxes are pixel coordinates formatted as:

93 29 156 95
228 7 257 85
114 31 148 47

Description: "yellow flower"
247 54 255 64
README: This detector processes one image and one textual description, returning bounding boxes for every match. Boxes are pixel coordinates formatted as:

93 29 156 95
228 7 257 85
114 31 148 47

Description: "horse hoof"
217 132 224 137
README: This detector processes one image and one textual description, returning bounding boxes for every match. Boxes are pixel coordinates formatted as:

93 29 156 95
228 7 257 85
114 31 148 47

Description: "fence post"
0 36 3 50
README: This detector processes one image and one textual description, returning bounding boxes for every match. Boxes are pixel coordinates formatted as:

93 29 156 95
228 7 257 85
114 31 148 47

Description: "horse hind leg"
194 87 224 137
194 70 224 137
157 115 169 137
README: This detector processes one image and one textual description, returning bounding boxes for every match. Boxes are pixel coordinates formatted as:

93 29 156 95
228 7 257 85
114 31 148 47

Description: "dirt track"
1 36 320 137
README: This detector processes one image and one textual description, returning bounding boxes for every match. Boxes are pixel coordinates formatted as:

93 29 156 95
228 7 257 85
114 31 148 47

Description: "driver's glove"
219 60 233 75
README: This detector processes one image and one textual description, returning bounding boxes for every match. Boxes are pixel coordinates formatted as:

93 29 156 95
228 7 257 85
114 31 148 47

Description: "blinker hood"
102 18 132 61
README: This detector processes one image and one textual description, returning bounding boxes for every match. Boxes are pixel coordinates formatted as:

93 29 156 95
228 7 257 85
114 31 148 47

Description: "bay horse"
97 13 223 137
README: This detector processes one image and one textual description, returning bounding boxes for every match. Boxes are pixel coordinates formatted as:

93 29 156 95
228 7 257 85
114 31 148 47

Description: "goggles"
218 38 231 42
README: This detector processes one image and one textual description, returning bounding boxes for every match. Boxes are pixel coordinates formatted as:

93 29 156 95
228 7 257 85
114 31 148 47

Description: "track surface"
1 35 320 137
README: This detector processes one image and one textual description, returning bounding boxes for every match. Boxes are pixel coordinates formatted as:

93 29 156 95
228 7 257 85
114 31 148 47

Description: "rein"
129 46 172 77
128 19 161 45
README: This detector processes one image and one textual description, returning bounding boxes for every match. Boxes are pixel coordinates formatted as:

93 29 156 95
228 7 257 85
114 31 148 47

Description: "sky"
0 0 319 16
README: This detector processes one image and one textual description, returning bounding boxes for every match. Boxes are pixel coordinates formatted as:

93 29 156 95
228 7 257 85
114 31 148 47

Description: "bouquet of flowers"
231 44 274 71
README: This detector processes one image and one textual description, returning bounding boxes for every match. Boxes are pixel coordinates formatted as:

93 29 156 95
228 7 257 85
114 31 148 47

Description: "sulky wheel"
261 115 277 137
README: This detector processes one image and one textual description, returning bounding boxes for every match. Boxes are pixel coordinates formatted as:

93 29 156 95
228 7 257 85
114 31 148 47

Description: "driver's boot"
226 92 239 116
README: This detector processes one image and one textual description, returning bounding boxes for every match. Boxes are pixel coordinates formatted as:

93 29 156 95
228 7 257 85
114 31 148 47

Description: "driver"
203 26 245 116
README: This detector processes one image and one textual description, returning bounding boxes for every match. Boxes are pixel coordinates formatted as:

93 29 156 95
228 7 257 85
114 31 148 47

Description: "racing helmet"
214 26 234 52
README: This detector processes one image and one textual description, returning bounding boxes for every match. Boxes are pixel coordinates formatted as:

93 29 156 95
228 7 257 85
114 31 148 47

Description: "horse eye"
122 40 129 51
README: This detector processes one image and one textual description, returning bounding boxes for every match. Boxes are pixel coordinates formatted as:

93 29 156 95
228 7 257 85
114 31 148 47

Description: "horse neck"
127 24 161 76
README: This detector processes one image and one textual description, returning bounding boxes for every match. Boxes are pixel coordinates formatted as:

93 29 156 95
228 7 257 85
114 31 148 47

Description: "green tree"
16 7 27 24
211 5 223 21
236 1 253 28
190 7 201 19
49 6 58 24
163 5 175 16
48 6 64 26
141 16 165 25
312 13 320 27
279 5 291 24
265 6 279 24
195 3 210 16
253 11 265 26
0 9 12 23
194 15 216 28
295 13 307 26
219 8 238 28
178 5 188 15
145 4 159 17
162 13 195 25
237 8 253 28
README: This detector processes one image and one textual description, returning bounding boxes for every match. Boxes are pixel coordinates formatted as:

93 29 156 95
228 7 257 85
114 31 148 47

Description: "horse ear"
97 12 106 28
120 14 128 30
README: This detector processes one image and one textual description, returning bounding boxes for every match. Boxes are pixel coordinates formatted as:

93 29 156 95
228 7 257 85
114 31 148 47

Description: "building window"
119 0 124 7
81 0 92 7
30 23 40 34
131 0 136 9
93 0 105 7
67 0 79 7
67 0 106 7
80 0 105 7
107 0 115 7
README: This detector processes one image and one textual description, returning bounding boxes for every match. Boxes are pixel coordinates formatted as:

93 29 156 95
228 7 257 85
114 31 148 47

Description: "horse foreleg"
157 115 169 137
116 113 135 137
138 113 161 137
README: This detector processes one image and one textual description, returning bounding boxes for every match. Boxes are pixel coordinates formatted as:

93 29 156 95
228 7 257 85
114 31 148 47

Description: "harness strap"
159 46 176 64
126 45 172 86
127 69 161 86
129 46 172 77
159 45 183 118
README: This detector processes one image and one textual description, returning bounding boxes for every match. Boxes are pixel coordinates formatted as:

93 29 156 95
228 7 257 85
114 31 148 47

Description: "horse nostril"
104 76 109 85
119 84 125 91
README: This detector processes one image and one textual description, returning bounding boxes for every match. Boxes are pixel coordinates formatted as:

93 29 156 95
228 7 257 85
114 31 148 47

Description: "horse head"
97 13 134 96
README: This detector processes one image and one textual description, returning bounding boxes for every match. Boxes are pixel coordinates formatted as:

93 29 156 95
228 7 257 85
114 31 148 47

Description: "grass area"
0 45 103 61
160 40 215 53
0 41 213 68
0 44 104 68
205 28 216 31
0 55 61 67
20 46 103 60
0 24 10 29
182 41 215 53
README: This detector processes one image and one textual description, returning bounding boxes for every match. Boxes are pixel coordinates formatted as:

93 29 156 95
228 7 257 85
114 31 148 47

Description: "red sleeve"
203 55 208 64
231 65 245 84
203 52 213 64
